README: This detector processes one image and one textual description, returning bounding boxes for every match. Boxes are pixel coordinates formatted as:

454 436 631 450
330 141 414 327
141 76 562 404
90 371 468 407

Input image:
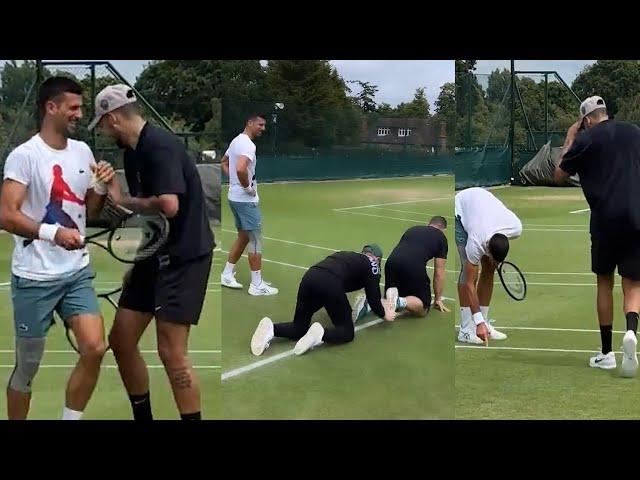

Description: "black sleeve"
145 146 187 197
560 133 591 176
364 268 385 318
437 235 448 260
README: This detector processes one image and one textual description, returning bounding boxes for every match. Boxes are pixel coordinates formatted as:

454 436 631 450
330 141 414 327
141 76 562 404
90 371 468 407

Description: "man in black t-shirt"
555 95 640 378
250 244 397 356
88 85 215 419
352 216 449 322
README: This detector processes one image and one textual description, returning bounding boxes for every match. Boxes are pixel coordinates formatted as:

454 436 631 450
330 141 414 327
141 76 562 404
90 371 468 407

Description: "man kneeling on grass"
250 244 396 356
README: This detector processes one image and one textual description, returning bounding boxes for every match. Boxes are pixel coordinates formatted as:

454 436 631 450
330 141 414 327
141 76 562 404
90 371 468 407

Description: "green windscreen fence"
221 99 453 182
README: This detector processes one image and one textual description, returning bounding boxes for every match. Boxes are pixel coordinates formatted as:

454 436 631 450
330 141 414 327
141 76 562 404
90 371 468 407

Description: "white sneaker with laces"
487 323 507 340
457 327 485 345
294 322 324 355
589 350 617 370
221 272 243 289
251 317 274 356
248 282 279 296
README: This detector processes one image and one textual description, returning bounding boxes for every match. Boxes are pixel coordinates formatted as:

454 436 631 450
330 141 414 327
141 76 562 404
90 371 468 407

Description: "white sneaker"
352 294 370 323
248 282 279 296
457 327 485 345
487 323 507 340
251 317 274 356
589 351 617 370
221 273 243 289
621 330 638 378
294 322 324 355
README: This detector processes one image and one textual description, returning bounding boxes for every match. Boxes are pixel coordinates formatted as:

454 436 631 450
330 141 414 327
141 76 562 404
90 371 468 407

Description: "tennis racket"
497 261 527 301
82 202 170 264
62 286 122 354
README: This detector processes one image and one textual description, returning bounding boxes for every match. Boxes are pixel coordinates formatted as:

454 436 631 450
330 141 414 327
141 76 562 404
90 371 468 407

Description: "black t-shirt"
387 225 448 266
123 123 215 260
560 120 640 234
310 251 385 318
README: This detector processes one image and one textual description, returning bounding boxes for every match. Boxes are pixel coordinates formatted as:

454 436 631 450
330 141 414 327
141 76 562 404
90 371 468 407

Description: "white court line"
333 197 452 211
570 208 590 214
0 364 221 369
526 228 587 232
222 295 456 381
220 250 307 270
369 207 454 219
525 224 587 227
222 317 385 381
334 211 423 223
0 282 8 287
454 325 626 334
221 228 337 252
456 345 604 354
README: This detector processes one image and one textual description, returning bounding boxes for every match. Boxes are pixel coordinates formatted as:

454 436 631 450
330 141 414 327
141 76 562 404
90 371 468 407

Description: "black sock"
180 411 201 420
600 325 613 354
129 392 153 421
626 312 639 333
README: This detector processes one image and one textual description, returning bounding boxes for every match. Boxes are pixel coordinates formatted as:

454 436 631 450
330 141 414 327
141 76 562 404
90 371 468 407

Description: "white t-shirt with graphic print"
3 134 96 281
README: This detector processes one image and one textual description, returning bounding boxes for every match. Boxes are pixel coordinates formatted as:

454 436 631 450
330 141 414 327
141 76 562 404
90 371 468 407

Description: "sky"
0 60 453 108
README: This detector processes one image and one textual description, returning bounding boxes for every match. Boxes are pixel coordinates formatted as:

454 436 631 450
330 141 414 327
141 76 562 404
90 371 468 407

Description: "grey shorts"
10 266 100 338
229 200 262 231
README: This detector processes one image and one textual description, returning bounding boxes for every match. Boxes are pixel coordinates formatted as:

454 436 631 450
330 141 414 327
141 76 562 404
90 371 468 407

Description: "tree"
263 60 359 148
134 60 266 132
347 80 378 112
616 93 640 124
395 87 431 118
572 60 640 116
433 82 456 142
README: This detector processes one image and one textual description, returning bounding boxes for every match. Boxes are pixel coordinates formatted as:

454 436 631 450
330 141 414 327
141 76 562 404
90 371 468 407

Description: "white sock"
62 407 83 420
251 270 262 286
397 297 408 311
480 306 489 321
223 262 235 276
460 307 472 330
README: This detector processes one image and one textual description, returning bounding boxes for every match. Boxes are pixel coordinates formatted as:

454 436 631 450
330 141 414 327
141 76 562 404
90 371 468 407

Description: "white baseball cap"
88 84 138 130
579 96 607 120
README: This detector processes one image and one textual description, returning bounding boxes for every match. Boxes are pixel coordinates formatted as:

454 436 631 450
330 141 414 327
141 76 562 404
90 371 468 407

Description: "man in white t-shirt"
0 76 119 420
455 187 522 345
220 113 278 296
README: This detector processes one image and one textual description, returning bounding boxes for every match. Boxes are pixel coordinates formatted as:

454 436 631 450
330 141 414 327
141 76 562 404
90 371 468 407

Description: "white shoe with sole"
251 317 274 356
248 282 279 296
589 351 617 370
294 322 324 355
487 323 507 340
621 330 638 378
221 273 243 289
457 327 485 345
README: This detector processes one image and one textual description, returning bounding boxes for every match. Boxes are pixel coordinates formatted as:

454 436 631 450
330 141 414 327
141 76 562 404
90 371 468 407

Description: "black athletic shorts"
119 253 213 325
591 231 640 281
384 256 431 310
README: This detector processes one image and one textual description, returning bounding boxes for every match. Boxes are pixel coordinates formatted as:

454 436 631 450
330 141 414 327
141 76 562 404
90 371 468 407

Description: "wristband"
38 224 59 243
472 312 486 326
